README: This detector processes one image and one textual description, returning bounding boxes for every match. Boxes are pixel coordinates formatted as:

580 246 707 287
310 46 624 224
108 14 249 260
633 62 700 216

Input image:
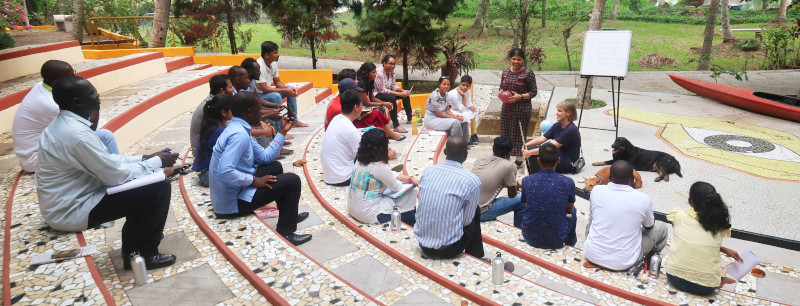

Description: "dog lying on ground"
578 166 643 191
592 137 683 182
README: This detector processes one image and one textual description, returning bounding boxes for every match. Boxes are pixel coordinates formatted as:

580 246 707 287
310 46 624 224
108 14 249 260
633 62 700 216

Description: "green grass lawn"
215 14 767 72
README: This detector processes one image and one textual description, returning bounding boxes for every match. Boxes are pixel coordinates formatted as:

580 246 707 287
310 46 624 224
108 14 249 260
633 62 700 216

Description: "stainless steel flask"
130 252 148 285
390 205 401 231
492 252 504 285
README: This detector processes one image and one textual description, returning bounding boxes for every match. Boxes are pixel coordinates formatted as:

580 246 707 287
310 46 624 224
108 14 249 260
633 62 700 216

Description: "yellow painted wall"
280 70 333 89
193 54 260 66
114 84 207 153
0 104 20 134
0 45 85 82
82 47 194 60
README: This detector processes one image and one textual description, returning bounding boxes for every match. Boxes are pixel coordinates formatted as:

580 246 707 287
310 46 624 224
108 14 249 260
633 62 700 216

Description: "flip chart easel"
577 30 632 138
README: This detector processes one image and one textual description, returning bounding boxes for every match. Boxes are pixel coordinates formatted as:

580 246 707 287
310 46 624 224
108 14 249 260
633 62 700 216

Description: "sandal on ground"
393 126 408 133
393 135 406 141
257 209 280 218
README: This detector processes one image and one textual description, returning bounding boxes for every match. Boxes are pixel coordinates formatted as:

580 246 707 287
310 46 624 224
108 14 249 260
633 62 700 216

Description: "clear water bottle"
130 252 148 286
491 252 504 285
648 252 662 279
390 205 401 231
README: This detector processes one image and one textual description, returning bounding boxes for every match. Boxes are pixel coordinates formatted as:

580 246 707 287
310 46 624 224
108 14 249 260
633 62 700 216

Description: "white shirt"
583 182 655 270
321 114 361 184
12 81 60 172
256 57 279 87
446 89 476 122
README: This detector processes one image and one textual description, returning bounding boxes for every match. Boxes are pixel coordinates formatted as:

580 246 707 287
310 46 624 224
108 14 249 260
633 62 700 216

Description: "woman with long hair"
499 48 538 166
423 76 469 143
665 182 742 295
347 129 418 225
521 100 581 173
355 62 405 141
193 94 233 187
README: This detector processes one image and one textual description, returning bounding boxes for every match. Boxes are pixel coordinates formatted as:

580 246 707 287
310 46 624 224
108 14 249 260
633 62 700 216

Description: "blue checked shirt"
209 117 283 214
414 160 482 249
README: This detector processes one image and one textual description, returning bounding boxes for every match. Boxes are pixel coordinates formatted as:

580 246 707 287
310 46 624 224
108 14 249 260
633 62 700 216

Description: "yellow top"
665 208 731 288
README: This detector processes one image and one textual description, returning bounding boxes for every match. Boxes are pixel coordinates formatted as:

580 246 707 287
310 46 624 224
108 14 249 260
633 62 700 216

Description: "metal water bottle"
648 252 662 278
130 252 148 285
390 205 401 231
491 252 504 285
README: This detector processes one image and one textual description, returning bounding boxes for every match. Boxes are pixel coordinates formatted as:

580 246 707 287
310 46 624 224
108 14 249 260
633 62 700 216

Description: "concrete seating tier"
302 128 595 305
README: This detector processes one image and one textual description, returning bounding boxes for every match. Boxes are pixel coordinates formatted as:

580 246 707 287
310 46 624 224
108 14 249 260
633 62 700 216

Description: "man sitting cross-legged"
190 74 234 166
472 135 525 227
520 142 577 249
323 76 404 142
36 76 179 270
255 41 309 127
414 136 485 259
229 66 290 154
209 91 311 246
13 60 119 173
583 160 668 270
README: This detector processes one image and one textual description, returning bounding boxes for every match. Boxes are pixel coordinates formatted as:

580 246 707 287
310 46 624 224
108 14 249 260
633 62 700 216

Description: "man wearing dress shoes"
35 76 179 270
210 92 312 246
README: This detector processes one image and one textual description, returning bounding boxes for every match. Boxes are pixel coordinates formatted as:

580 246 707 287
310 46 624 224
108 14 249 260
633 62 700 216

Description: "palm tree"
697 0 721 70
721 0 738 43
71 0 83 42
577 0 607 106
773 0 789 23
149 0 170 48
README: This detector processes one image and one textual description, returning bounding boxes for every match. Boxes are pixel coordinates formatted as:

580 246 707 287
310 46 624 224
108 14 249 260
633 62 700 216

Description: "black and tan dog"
592 137 683 182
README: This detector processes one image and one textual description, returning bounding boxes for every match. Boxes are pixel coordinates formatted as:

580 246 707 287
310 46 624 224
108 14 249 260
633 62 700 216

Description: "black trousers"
526 145 574 174
376 93 412 128
420 206 485 259
215 162 301 236
88 180 171 257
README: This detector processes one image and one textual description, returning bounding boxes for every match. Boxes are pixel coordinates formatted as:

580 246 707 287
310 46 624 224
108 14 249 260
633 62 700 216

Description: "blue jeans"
260 91 300 123
480 194 525 227
95 129 119 154
376 210 417 227
565 208 577 246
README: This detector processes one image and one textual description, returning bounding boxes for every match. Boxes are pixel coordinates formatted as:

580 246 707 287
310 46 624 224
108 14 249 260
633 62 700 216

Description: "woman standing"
665 182 741 295
499 48 538 166
423 76 469 142
347 129 418 225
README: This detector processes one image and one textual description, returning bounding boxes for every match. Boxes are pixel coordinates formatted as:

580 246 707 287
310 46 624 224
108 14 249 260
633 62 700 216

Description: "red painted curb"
2 172 22 306
302 128 497 306
0 41 80 62
165 56 195 72
75 232 116 306
314 87 332 103
189 64 212 71
177 150 289 306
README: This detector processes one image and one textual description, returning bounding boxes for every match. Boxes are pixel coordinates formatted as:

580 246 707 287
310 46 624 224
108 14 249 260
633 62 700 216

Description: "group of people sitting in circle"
9 42 740 296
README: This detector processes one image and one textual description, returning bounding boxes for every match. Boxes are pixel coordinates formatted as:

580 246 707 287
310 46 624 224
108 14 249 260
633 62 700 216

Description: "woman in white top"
423 76 469 143
347 129 419 225
446 75 479 144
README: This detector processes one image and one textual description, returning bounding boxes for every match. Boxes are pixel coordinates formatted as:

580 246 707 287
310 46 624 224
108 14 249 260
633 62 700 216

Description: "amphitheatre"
1 11 800 306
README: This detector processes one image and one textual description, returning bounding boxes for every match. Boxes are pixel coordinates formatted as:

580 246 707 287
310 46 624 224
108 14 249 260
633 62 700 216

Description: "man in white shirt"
255 41 309 128
583 161 668 271
321 90 364 186
12 60 119 172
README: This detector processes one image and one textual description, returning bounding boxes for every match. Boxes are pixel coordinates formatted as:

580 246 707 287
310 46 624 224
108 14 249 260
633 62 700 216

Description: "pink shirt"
373 66 398 95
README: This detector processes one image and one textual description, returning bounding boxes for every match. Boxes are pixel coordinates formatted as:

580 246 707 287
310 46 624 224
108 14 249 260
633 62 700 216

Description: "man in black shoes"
36 76 179 270
209 92 311 246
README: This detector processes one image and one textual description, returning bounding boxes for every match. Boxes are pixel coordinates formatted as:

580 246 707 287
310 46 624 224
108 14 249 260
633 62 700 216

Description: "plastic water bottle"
130 252 148 285
411 117 418 135
491 252 504 285
648 252 662 279
390 205 401 231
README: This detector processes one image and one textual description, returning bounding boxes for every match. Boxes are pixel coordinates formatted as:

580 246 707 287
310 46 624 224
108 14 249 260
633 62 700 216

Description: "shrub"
0 32 15 49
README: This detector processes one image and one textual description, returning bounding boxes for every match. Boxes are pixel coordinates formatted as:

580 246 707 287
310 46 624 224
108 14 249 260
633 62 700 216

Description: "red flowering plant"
440 24 477 81
1 0 32 31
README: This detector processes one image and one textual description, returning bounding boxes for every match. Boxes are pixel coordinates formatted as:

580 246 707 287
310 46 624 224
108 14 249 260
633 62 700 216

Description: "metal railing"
87 16 218 52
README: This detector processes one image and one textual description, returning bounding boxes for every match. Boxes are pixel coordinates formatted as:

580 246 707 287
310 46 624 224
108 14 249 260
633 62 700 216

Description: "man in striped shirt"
414 137 485 259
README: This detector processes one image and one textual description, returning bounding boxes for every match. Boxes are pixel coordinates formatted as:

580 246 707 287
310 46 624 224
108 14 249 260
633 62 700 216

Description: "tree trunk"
282 29 292 47
473 0 489 28
71 0 83 42
611 0 620 20
517 0 530 53
310 39 317 69
773 0 788 23
224 0 238 54
761 0 768 10
149 0 170 48
720 0 738 43
697 0 720 70
402 53 409 92
577 0 607 106
541 0 547 27
53 0 64 14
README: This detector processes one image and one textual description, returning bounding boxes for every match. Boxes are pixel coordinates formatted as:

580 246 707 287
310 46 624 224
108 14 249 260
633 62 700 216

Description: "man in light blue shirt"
209 92 311 246
36 76 179 270
414 136 485 259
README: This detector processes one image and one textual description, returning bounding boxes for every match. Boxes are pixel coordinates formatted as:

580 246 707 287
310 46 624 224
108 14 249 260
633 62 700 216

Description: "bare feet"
285 133 295 140
294 121 310 127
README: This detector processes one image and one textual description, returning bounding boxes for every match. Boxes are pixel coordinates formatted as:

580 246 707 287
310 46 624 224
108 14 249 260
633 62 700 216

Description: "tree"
150 0 170 48
577 0 607 106
472 0 489 29
260 0 343 69
71 0 83 42
541 0 547 28
610 0 620 20
173 0 258 54
720 0 738 43
773 0 789 23
697 0 720 70
348 0 458 87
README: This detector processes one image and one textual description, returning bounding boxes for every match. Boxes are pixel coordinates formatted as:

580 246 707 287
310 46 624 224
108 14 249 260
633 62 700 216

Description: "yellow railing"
87 16 218 52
